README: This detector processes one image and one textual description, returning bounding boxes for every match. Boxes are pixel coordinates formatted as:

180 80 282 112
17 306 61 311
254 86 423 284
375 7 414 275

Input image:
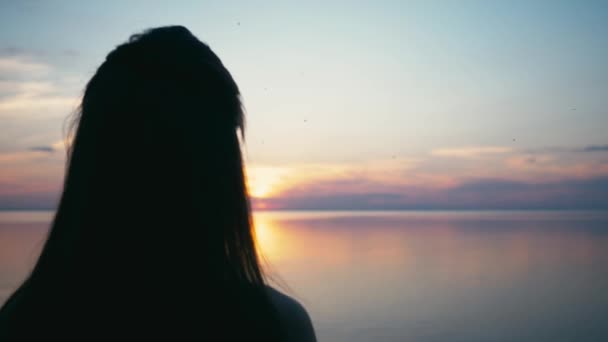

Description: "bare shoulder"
266 286 317 342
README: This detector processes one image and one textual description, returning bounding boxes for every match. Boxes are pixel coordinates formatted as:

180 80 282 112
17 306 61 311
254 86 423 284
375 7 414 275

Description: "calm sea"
1 210 607 341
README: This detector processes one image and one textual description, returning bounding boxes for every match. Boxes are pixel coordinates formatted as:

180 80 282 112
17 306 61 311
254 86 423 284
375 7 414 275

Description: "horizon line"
1 208 608 212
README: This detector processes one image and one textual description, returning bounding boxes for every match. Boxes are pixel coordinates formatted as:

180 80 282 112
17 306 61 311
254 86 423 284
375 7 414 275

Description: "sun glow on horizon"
245 165 289 198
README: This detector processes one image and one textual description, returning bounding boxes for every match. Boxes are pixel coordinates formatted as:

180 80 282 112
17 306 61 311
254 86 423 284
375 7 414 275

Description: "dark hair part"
0 26 285 340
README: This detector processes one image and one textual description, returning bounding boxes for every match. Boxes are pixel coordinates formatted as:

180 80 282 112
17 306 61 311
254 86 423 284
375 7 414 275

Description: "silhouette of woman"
0 26 316 341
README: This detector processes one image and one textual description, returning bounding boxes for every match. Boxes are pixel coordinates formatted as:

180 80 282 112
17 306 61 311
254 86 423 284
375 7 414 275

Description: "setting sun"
245 165 288 198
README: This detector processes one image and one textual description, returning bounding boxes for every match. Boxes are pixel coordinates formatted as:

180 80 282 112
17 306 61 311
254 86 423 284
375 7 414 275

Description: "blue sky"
1 1 607 209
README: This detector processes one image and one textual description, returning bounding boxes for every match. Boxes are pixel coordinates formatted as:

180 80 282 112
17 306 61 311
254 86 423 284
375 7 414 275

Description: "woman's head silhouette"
0 26 314 341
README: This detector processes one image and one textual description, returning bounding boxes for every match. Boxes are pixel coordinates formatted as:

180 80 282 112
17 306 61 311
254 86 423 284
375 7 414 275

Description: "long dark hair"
0 26 285 340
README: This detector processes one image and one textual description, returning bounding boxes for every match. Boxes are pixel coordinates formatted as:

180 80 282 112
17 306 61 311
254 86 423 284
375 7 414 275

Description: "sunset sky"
1 1 607 209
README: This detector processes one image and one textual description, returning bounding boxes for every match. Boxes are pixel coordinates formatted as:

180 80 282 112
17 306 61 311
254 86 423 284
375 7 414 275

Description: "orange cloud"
432 146 513 158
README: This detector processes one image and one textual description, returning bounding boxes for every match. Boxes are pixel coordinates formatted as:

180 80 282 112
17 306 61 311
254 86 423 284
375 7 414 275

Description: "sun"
245 165 288 198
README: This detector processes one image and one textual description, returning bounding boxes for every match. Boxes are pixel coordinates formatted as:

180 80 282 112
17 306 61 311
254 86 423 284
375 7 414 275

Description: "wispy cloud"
0 150 59 163
522 144 608 154
0 93 77 116
246 143 608 210
0 55 79 119
0 80 56 94
581 145 608 152
253 176 608 210
28 146 55 153
0 56 51 76
431 146 513 158
0 80 78 118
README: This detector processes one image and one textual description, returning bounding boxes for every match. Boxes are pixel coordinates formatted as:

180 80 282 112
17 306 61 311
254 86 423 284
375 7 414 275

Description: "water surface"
1 210 607 341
